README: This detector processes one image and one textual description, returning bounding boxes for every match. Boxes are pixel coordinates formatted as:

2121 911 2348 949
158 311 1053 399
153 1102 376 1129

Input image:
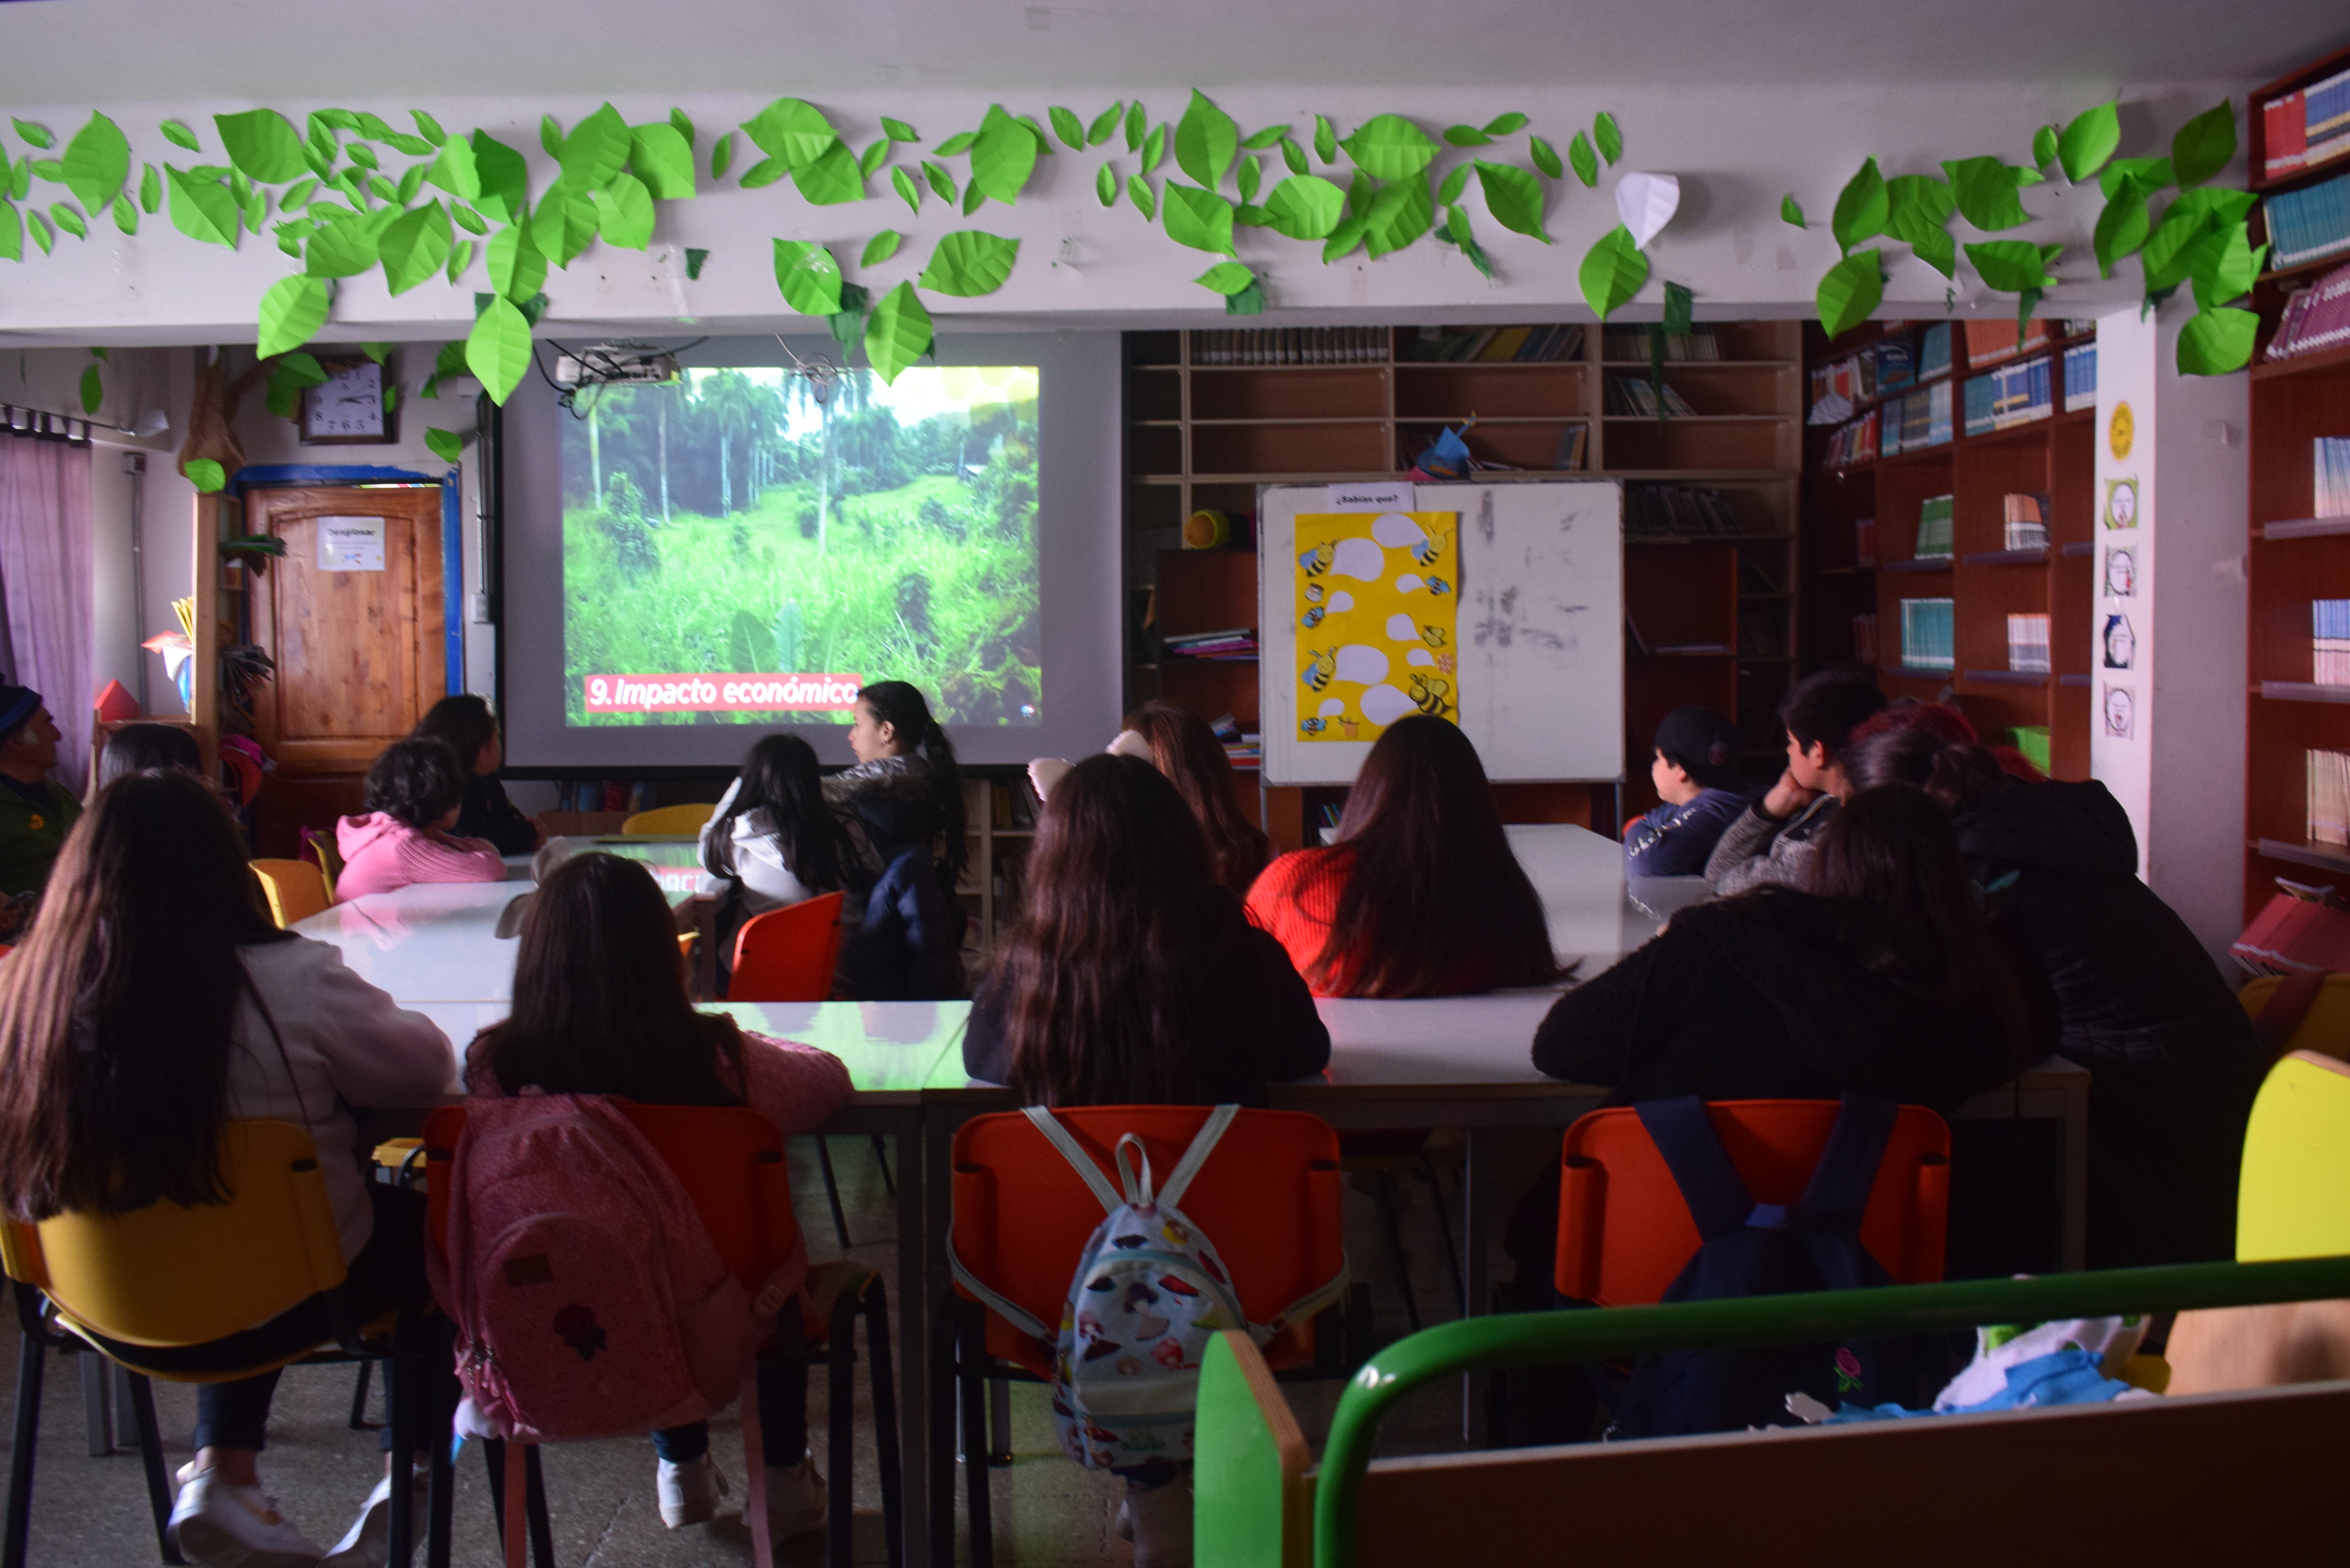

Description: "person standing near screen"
825 682 969 907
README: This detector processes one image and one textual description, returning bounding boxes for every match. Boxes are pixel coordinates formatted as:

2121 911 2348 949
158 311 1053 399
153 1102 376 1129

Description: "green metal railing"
1311 1255 2350 1568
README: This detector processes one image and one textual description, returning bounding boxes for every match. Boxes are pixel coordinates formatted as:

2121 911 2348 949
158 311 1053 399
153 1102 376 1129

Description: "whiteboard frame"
1257 479 1625 787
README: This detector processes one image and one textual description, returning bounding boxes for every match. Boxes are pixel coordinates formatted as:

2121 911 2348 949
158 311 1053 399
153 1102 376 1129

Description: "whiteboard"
1258 480 1623 786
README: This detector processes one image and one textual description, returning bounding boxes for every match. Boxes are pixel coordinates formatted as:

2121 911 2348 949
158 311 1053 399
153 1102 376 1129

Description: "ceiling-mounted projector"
552 341 681 388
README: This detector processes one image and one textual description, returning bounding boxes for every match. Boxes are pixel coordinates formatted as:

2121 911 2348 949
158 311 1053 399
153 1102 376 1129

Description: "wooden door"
246 485 445 854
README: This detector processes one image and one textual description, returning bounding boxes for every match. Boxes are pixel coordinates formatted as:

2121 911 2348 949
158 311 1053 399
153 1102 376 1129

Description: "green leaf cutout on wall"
711 132 736 182
1321 209 1368 263
742 97 838 172
1225 279 1266 315
449 201 485 234
859 139 890 178
2092 180 2151 278
62 112 130 215
665 108 694 147
2171 100 2237 188
1662 280 1694 337
1141 123 1167 175
1579 224 1648 319
1830 158 1887 254
2099 156 2173 200
1444 205 1493 278
1593 112 1622 165
186 459 226 493
1484 112 1530 137
1963 239 2060 292
445 237 475 284
1363 176 1432 257
2176 304 2256 374
158 119 200 153
630 123 696 200
560 103 631 192
1242 125 1288 151
1475 161 1549 241
139 164 161 214
1194 260 1254 294
794 139 865 205
1341 114 1438 181
2031 124 2059 170
1278 137 1308 177
924 162 957 202
895 166 924 214
1815 248 1883 339
1125 102 1147 153
1087 104 1123 147
486 224 547 303
684 248 709 280
1127 174 1157 222
112 192 136 234
972 105 1039 204
29 210 54 256
879 117 916 144
1436 165 1471 207
1941 156 2040 230
1444 125 1492 148
862 230 903 267
1529 136 1562 181
772 239 844 315
865 280 933 385
1236 155 1262 206
1162 184 1237 254
1176 90 1239 190
424 428 465 464
1882 174 1953 249
50 202 85 240
1097 163 1119 207
1313 114 1337 164
920 229 1021 295
166 166 237 248
75 362 100 413
0 201 19 263
962 179 986 215
307 212 381 276
379 200 452 293
2189 224 2263 309
13 119 54 151
214 109 303 185
1566 131 1598 187
465 293 533 405
1264 174 1344 240
256 272 330 357
590 173 655 248
1781 193 1806 227
2056 102 2121 183
1050 107 1086 151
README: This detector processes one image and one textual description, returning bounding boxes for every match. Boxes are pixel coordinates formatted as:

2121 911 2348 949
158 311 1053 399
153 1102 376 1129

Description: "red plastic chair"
422 1101 900 1568
1554 1100 1952 1307
942 1105 1351 1568
726 892 848 1002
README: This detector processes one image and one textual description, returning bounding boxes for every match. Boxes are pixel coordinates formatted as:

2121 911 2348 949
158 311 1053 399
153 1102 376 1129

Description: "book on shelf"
1401 322 1585 362
2233 887 2350 977
1196 327 1389 365
2004 491 2053 551
1963 373 1996 437
1918 323 1953 382
2268 260 2350 361
2317 437 2350 518
2264 169 2350 269
2311 748 2350 848
1825 409 1879 468
1162 628 1258 660
1604 374 1698 416
1965 318 2052 370
2315 599 2350 685
1916 494 1956 559
1852 612 1879 664
2267 68 2350 180
1625 483 1745 537
1553 423 1589 471
2063 342 2098 411
1876 338 1917 394
1601 325 1723 361
1991 355 2055 426
2007 613 2053 673
1854 517 1877 567
1899 598 1956 670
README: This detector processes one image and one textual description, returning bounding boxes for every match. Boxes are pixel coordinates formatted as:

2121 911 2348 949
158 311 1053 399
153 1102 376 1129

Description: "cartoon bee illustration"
1426 575 1453 596
1304 582 1325 604
1302 605 1326 630
1421 624 1449 649
1299 717 1327 736
1298 541 1335 578
1301 649 1335 691
1411 528 1455 568
1408 673 1455 718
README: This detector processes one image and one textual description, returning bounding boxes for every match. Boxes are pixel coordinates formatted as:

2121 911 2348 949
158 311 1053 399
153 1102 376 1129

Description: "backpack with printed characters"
951 1105 1346 1470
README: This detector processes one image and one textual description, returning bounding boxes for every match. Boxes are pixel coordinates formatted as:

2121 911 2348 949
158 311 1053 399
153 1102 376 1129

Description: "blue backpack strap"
1794 1095 1900 1232
1633 1097 1754 1240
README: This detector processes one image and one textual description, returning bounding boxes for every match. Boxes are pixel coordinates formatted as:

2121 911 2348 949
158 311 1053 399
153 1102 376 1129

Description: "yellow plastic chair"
0 1120 440 1568
618 802 715 836
2238 973 2350 1062
2236 1050 2350 1262
249 858 332 928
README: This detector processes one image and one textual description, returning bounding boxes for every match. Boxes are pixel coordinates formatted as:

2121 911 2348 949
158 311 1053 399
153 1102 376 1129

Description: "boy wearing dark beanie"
1622 705 1749 877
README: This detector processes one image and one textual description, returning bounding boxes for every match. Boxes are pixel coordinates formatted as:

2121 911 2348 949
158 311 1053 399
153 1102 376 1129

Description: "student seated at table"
96 721 202 789
1029 701 1271 895
1704 669 1886 895
963 752 1328 1565
1845 705 2265 1267
410 693 543 855
1245 715 1555 998
0 683 78 938
335 737 509 900
826 680 967 910
1534 782 2036 1112
0 769 454 1568
1621 705 1750 878
700 733 883 991
466 851 853 1542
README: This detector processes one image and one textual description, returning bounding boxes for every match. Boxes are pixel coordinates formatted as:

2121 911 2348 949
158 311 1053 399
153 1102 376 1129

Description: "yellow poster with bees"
1293 511 1459 741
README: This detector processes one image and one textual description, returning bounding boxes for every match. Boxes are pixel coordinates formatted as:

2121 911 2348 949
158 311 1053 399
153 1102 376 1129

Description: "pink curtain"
0 435 93 787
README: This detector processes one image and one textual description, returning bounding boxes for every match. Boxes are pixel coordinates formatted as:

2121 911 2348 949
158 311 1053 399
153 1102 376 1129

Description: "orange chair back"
726 892 848 1002
422 1101 802 1296
1554 1100 1951 1308
950 1105 1343 1374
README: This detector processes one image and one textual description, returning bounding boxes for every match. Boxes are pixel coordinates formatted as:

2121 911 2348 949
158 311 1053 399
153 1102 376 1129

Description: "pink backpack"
429 1094 758 1444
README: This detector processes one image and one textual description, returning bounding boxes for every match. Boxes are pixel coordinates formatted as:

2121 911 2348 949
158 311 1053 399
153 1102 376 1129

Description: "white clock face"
309 364 385 437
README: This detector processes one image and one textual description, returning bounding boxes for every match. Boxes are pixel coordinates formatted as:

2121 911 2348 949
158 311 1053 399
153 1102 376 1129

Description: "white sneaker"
168 1464 326 1568
319 1468 429 1567
656 1453 729 1528
764 1451 828 1541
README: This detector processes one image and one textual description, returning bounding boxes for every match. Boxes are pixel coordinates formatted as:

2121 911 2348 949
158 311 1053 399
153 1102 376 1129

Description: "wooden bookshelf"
1800 321 2098 780
1122 322 1805 846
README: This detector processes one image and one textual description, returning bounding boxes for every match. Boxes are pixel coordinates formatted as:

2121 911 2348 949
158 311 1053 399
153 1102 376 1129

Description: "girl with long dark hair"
0 770 452 1567
825 681 969 897
1120 701 1271 895
1246 715 1556 997
467 851 853 1542
701 733 879 989
411 693 542 854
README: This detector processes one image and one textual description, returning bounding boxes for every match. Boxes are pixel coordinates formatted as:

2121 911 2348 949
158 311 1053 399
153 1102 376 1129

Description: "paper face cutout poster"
1292 511 1460 742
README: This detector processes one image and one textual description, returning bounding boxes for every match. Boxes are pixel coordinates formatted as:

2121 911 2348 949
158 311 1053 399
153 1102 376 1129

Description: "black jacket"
455 773 538 856
1531 889 2022 1116
846 846 969 1001
1955 778 2264 1266
963 886 1331 1105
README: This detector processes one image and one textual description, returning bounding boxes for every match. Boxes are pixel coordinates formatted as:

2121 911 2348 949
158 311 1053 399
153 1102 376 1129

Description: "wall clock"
301 356 397 444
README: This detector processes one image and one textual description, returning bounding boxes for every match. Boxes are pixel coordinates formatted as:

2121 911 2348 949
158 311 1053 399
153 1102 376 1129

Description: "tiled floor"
0 1129 1536 1565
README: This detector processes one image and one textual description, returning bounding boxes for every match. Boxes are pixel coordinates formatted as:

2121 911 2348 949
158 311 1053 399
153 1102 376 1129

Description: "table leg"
1462 1126 1490 1444
892 1114 931 1566
2060 1075 2089 1271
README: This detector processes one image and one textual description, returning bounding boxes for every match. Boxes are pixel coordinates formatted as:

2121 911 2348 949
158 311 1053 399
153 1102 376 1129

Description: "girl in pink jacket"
335 738 507 898
465 851 853 1544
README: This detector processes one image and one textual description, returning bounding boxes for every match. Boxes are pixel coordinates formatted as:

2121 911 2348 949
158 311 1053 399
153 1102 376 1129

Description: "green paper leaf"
862 229 903 267
972 105 1039 203
62 112 130 216
75 363 100 414
468 132 528 224
1910 226 1957 279
1162 183 1237 254
859 138 890 178
465 293 532 406
2190 224 2263 309
381 131 432 158
1125 102 1147 153
424 134 479 201
1176 90 1239 190
1346 169 1374 218
1484 112 1530 137
424 427 464 464
213 108 303 187
772 239 844 315
485 223 547 303
1965 238 2061 292
1263 173 1345 241
1883 174 1954 246
1593 112 1622 165
1241 125 1287 151
1475 160 1550 241
1436 164 1471 207
1313 114 1337 164
1194 260 1253 294
379 199 452 293
364 176 395 205
918 228 1020 296
1017 114 1057 155
1320 209 1367 262
156 119 202 154
1127 174 1157 222
27 159 61 185
1831 157 1887 255
792 139 865 205
1050 106 1086 151
1781 193 1806 227
1363 175 1433 257
2031 124 2060 170
1225 279 1265 315
1816 249 1884 340
883 117 920 144
934 130 978 157
13 119 54 151
1087 103 1123 147
2057 102 2121 183
2172 100 2237 189
826 280 869 348
1237 155 1262 206
1444 204 1493 278
186 459 226 493
272 352 328 389
1580 224 1649 319
256 272 331 357
961 179 986 215
1142 123 1166 175
630 123 696 200
559 102 630 193
1444 125 1493 148
1096 163 1119 206
49 202 84 240
684 247 709 280
305 211 379 276
136 164 162 213
165 166 237 248
2176 304 2256 374
924 161 956 202
740 157 788 190
742 97 836 171
1567 131 1598 187
1663 280 1695 337
894 165 924 214
1942 156 2037 230
711 132 736 182
2100 156 2173 200
393 164 426 205
1235 203 1273 227
1279 137 1308 177
2140 195 2224 293
0 200 18 263
865 280 932 384
1341 113 1438 181
450 201 485 234
531 177 597 266
1529 136 1563 181
2093 179 2151 279
590 172 654 249
9 157 27 202
111 191 135 234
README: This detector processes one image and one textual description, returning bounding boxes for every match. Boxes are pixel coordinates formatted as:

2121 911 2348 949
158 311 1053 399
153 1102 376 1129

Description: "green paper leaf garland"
1579 224 1648 319
1050 107 1086 151
62 112 131 216
2031 124 2060 170
465 293 532 406
424 427 465 464
793 139 865 205
924 161 957 202
1194 260 1254 294
894 165 924 214
684 247 709 280
1096 163 1119 207
1313 115 1337 164
112 191 136 234
865 280 932 385
1444 125 1492 148
166 165 238 248
2056 102 2121 183
50 202 85 240
1815 248 1883 339
2171 100 2237 189
1964 238 2061 292
1942 156 2039 230
1087 104 1122 146
1593 112 1622 165
711 132 736 182
1529 136 1563 181
1125 102 1147 154
934 130 978 157
1264 174 1344 240
1242 125 1288 151
741 97 838 172
13 119 54 151
186 459 226 493
1474 160 1549 241
1127 174 1157 222
485 224 547 304
1831 157 1888 254
1161 183 1237 254
2176 304 2256 374
2092 179 2151 278
1225 279 1265 315
972 105 1040 204
256 272 331 358
589 172 655 248
1484 112 1529 137
1436 164 1471 207
859 138 890 178
630 123 696 200
862 230 903 267
1566 131 1598 187
1362 176 1432 257
772 238 845 315
1141 123 1166 175
1340 114 1438 181
379 199 453 293
1781 193 1806 227
1178 92 1243 188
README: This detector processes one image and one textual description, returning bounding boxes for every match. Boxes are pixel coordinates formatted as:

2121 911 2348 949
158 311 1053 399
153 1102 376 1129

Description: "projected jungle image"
560 364 1040 727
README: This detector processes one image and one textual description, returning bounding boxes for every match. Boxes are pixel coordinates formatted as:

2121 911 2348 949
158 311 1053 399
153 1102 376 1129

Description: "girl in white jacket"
699 734 879 988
